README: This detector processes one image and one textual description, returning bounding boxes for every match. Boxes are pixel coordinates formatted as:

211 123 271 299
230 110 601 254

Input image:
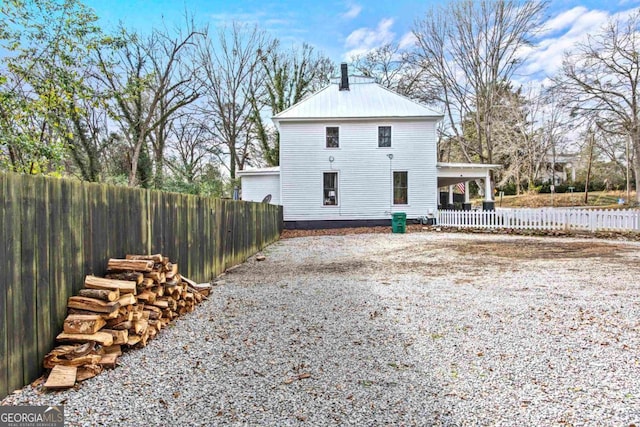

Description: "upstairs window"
378 126 391 147
323 172 338 205
326 127 339 148
393 171 408 205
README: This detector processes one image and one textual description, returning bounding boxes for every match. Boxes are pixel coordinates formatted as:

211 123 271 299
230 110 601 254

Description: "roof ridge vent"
339 63 349 91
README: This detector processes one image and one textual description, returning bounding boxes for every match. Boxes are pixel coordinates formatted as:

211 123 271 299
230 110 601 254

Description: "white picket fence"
437 208 640 232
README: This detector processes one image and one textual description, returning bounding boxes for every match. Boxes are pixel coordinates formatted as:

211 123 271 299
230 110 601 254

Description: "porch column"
463 181 471 211
484 170 493 201
483 169 495 211
448 185 454 209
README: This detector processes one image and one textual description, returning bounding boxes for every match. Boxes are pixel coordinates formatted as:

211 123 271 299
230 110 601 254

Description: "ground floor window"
393 171 408 204
323 172 338 205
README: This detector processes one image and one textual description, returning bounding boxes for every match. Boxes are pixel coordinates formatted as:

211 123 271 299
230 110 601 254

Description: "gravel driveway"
3 232 640 426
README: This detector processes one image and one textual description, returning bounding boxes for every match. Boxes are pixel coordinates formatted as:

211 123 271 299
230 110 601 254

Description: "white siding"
280 119 438 221
240 174 280 205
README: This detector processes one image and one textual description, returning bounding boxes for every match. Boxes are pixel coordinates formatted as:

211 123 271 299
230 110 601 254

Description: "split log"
110 321 132 331
67 308 120 319
67 296 120 315
99 353 119 369
117 306 133 318
127 335 141 346
145 271 165 283
105 272 144 285
44 365 77 390
78 288 119 302
103 345 122 356
101 329 128 345
85 275 137 295
43 343 101 369
107 258 154 272
44 353 101 369
104 309 132 327
152 300 169 309
76 364 102 382
148 327 157 339
118 293 137 307
132 320 148 335
165 263 178 278
182 276 211 297
137 290 156 304
131 309 144 321
144 309 161 320
63 314 106 335
126 254 164 263
57 331 113 346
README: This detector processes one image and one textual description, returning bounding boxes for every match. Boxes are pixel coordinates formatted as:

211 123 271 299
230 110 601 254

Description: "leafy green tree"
0 0 102 174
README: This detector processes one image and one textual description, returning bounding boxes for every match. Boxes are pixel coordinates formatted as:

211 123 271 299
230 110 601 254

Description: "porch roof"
436 162 502 187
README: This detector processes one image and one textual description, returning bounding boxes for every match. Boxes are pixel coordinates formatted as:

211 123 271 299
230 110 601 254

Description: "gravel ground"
3 232 640 426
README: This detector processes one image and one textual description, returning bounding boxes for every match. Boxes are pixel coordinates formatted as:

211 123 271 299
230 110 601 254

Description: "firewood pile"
43 254 211 390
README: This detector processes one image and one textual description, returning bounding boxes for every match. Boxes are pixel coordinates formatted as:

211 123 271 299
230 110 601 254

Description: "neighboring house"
239 64 499 229
538 153 577 185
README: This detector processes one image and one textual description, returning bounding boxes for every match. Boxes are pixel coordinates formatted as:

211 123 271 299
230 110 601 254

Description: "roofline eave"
272 115 444 123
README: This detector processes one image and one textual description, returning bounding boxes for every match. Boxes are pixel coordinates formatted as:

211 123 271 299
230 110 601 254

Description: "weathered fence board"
438 208 640 232
0 176 7 398
0 173 282 399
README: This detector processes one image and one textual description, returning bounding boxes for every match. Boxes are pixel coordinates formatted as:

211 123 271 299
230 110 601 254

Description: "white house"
239 64 499 229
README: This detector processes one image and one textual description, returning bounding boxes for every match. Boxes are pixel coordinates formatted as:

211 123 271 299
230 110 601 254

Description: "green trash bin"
392 212 407 234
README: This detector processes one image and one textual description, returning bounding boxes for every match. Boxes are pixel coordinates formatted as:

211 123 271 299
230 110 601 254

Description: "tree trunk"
584 135 595 204
633 131 640 203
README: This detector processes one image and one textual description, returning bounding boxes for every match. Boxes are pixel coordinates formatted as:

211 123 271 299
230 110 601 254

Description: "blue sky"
85 0 640 79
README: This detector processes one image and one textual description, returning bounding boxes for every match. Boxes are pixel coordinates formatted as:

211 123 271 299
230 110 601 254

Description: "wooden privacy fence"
437 208 640 232
0 173 282 398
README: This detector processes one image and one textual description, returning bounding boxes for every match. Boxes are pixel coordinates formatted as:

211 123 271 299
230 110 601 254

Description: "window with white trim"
393 171 408 205
326 127 339 148
378 126 391 147
323 172 338 205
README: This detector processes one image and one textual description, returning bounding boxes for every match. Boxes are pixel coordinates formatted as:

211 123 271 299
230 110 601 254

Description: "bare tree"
350 43 435 102
554 11 640 201
95 25 201 187
250 41 333 166
147 26 202 189
163 110 223 193
197 23 268 179
412 0 547 166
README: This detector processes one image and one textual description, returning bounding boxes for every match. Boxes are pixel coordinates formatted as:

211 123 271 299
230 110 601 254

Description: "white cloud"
343 18 395 59
209 12 266 26
398 32 417 49
538 6 588 36
209 10 295 31
521 8 611 78
342 3 362 20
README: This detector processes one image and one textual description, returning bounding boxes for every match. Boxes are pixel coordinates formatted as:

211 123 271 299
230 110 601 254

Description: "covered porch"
437 162 502 211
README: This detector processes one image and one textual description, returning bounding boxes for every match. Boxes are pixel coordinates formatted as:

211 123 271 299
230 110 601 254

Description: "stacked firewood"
43 254 211 389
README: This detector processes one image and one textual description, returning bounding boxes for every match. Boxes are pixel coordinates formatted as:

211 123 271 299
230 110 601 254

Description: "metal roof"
273 76 443 121
237 166 280 176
